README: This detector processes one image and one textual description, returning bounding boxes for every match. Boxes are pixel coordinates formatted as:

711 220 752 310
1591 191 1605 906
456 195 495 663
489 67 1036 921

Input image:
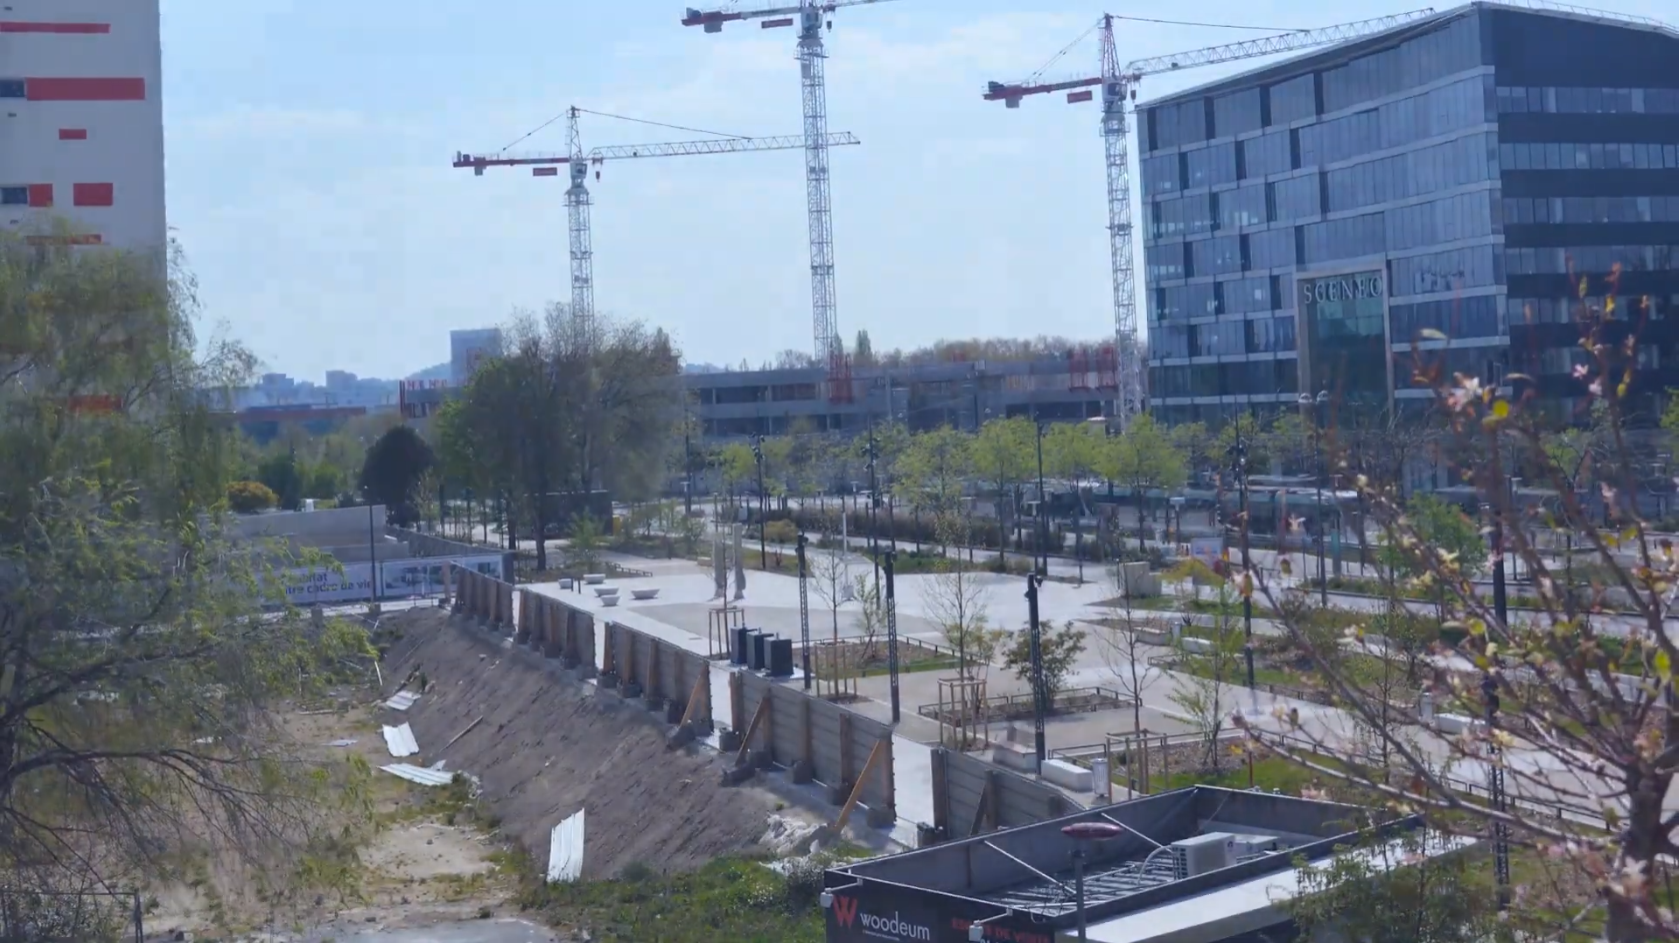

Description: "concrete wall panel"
942 750 1065 838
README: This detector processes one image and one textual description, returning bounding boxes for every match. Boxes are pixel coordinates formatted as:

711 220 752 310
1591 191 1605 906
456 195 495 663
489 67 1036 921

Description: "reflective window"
1220 184 1267 230
1326 133 1497 213
1213 88 1262 138
1152 99 1208 150
1154 324 1191 358
1151 199 1183 240
1270 174 1320 223
1320 15 1481 115
1154 283 1220 321
1192 322 1244 357
1246 316 1297 353
1220 275 1272 314
1505 245 1679 276
1299 76 1487 170
1151 365 1192 397
1297 269 1391 404
1142 153 1181 195
1383 191 1495 252
1146 242 1186 281
1269 73 1316 125
1185 142 1237 188
1183 194 1215 235
1390 294 1503 340
1241 130 1292 178
1246 227 1296 270
1496 86 1679 115
1191 236 1242 277
1301 212 1385 265
1503 196 1679 224
1499 141 1679 171
1391 245 1502 295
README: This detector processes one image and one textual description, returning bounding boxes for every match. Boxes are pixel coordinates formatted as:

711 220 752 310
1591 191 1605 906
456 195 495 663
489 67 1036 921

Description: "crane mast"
453 111 861 336
683 0 895 368
985 9 1439 429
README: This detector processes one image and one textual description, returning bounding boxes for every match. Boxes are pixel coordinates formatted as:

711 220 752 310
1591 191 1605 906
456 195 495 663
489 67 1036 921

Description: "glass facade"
1143 5 1679 428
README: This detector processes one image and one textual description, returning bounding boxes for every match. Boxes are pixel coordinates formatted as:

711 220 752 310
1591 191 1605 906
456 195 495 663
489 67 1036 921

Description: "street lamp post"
1061 822 1125 943
1025 572 1048 764
750 433 766 569
796 534 812 690
884 548 902 723
867 420 882 605
1227 416 1255 691
1035 421 1048 577
1298 390 1330 606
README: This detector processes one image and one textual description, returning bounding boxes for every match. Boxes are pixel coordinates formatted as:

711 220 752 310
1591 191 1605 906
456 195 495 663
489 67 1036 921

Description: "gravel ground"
377 608 783 880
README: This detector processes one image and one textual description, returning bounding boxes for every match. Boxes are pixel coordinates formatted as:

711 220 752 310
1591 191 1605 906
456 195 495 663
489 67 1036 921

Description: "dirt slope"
376 608 774 880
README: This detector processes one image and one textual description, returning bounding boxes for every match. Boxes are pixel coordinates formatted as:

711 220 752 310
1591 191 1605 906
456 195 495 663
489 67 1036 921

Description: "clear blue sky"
161 0 1671 381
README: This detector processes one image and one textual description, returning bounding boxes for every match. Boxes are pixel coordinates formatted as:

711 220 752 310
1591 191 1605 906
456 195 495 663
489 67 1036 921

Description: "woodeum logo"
831 896 933 941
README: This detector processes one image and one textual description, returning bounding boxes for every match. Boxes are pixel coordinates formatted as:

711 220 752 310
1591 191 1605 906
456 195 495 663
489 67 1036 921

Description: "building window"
1212 88 1262 137
1506 245 1679 276
1326 133 1496 213
1268 73 1316 125
1270 174 1320 223
0 79 22 98
1301 212 1385 265
0 186 26 205
1192 236 1242 277
1185 142 1237 189
1392 245 1502 295
1146 242 1186 281
1142 153 1181 195
1500 141 1679 172
1390 294 1503 340
1320 14 1481 115
1245 227 1296 270
1383 191 1495 253
1241 130 1292 179
1220 184 1267 229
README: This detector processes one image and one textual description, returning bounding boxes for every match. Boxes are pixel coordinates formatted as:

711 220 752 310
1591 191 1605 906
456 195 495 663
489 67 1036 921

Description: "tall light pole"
1025 572 1048 764
750 433 767 568
1035 421 1049 577
1227 416 1254 690
1298 390 1330 606
866 418 881 604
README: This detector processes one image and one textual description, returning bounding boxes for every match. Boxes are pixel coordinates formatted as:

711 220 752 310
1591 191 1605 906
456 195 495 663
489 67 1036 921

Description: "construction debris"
380 763 454 787
384 689 421 711
382 723 419 758
547 808 587 883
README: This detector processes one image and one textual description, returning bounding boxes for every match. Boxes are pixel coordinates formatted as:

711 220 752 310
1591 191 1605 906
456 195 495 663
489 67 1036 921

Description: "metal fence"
0 887 142 943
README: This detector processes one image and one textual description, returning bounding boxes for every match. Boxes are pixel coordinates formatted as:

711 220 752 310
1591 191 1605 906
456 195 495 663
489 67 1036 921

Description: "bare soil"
376 607 781 880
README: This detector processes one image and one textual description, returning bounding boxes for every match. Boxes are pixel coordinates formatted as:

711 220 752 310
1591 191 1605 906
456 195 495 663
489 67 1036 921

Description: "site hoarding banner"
824 882 1038 943
276 554 505 605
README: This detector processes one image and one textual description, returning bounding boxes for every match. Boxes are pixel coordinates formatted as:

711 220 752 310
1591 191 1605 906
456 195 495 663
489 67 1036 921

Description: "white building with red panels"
1 1 165 254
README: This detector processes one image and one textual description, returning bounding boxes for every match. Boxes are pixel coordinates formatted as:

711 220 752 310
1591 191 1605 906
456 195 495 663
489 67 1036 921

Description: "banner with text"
277 554 505 605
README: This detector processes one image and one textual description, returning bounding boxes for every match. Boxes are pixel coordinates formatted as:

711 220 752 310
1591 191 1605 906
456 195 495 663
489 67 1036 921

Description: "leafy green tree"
1167 421 1215 483
1102 414 1188 550
717 441 758 509
974 416 1035 566
359 424 435 526
257 450 304 511
1001 620 1088 707
1288 826 1505 943
226 479 279 513
0 234 370 901
853 329 875 368
894 427 973 547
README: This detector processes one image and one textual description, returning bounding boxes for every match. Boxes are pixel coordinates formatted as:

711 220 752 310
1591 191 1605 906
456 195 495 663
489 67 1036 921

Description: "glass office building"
1142 2 1679 428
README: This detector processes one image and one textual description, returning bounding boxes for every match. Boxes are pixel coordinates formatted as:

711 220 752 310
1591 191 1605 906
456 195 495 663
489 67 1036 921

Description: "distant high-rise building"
450 328 503 386
5 1 166 255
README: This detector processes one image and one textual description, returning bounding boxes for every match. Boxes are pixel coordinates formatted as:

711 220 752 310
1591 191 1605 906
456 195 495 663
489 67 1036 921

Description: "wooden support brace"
734 693 772 767
832 738 888 834
679 673 708 727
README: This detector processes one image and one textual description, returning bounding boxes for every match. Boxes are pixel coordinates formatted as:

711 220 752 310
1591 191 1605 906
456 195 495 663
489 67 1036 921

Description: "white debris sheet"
382 723 419 758
384 690 421 711
380 763 453 787
547 808 586 883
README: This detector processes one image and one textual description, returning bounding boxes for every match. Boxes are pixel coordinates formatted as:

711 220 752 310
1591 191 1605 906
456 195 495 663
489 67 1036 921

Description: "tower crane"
681 0 895 377
453 105 861 332
983 9 1438 430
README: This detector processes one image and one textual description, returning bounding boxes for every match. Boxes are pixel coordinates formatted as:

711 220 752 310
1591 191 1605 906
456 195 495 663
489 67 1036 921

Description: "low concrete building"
820 786 1472 943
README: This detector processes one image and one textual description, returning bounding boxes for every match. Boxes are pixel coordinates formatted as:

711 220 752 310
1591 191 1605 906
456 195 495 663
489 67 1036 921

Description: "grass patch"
518 854 825 943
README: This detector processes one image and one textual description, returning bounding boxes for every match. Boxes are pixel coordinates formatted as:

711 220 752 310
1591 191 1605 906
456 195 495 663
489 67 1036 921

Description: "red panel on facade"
26 183 51 207
73 183 114 207
58 128 89 140
26 77 146 101
25 234 101 246
0 22 110 33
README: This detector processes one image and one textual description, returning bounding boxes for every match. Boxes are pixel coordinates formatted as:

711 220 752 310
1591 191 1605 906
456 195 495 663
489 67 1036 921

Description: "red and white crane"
984 9 1437 430
681 0 895 376
453 105 860 331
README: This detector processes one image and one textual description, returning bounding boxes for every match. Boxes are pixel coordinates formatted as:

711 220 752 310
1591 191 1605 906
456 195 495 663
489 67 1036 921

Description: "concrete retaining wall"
733 672 894 817
936 747 1073 839
427 576 1090 843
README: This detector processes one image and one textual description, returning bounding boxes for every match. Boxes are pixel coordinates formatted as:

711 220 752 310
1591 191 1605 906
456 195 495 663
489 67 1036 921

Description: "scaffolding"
707 604 746 660
934 676 989 751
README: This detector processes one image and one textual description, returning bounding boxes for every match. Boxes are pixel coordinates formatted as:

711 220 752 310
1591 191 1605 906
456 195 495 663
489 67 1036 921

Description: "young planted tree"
974 416 1035 567
1001 620 1088 709
924 514 1000 681
894 427 973 554
1242 282 1679 941
0 236 371 910
1044 420 1105 572
806 515 855 651
1099 564 1165 733
1103 415 1189 551
1167 578 1245 773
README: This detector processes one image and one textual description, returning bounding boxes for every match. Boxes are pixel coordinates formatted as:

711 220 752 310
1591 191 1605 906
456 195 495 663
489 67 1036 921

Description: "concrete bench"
630 588 661 601
584 573 607 585
601 595 621 607
593 586 619 598
558 578 575 590
1041 758 1093 792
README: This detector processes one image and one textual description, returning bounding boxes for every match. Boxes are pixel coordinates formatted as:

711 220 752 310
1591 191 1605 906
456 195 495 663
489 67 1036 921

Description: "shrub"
226 480 278 513
764 519 799 547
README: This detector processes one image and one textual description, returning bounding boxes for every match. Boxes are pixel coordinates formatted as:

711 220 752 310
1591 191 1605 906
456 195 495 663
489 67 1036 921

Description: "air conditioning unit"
1227 835 1282 857
1169 833 1234 879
